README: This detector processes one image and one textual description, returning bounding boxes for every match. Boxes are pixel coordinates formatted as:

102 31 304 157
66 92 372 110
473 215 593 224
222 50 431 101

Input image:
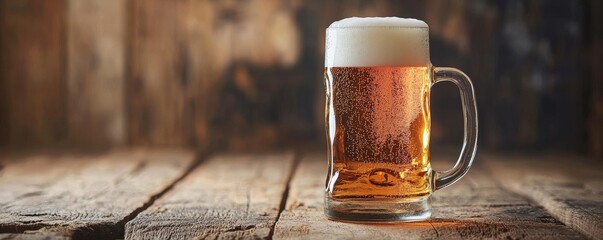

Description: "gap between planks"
124 151 298 239
267 151 302 239
104 150 211 240
0 150 209 240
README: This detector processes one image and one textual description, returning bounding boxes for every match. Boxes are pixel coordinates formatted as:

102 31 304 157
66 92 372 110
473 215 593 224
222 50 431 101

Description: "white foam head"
325 17 430 67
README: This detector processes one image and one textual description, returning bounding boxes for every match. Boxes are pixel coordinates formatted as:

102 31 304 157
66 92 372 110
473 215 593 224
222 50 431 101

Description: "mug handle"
431 67 478 191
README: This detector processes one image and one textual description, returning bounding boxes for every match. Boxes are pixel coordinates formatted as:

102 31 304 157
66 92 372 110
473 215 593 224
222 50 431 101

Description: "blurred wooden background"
0 0 601 158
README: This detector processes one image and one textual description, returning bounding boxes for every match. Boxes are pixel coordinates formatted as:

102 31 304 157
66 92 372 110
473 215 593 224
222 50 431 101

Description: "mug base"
324 197 431 222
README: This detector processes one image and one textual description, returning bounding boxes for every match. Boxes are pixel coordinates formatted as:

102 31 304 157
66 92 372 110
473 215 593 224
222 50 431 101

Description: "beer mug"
324 17 478 222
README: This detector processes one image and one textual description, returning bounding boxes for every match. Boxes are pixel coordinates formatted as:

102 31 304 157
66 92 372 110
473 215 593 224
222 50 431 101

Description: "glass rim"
327 26 429 30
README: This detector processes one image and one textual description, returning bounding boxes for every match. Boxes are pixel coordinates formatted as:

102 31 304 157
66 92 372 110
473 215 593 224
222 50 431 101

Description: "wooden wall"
1 0 66 147
590 0 603 158
0 0 601 157
67 0 126 147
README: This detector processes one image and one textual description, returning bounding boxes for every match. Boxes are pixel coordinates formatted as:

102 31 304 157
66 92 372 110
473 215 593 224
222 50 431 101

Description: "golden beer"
326 66 431 200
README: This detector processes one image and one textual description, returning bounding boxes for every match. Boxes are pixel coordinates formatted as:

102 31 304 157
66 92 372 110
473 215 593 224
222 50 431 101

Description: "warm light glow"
423 125 430 152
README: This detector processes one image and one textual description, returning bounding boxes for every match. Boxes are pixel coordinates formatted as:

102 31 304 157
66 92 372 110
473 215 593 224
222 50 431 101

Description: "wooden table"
0 149 601 239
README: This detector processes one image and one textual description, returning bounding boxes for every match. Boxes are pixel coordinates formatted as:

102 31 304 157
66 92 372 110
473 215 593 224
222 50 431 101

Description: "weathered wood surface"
273 154 587 239
125 153 295 239
0 150 195 239
0 151 600 239
0 232 70 240
485 154 603 239
66 0 126 147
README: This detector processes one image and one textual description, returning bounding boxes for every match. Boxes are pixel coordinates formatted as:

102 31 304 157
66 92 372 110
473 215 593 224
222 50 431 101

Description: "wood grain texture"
0 0 66 146
129 0 186 146
125 153 295 240
0 232 70 240
129 0 221 147
128 0 306 150
591 0 603 160
485 154 603 239
0 150 195 238
273 154 586 239
66 0 126 147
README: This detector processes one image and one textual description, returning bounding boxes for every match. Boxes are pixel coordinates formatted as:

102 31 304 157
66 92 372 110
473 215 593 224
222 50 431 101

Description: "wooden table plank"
485 154 603 240
274 154 586 239
0 150 195 239
125 153 295 239
0 232 70 240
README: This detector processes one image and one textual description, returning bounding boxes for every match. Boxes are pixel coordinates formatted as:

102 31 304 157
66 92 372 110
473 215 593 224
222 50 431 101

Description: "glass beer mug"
324 17 478 222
